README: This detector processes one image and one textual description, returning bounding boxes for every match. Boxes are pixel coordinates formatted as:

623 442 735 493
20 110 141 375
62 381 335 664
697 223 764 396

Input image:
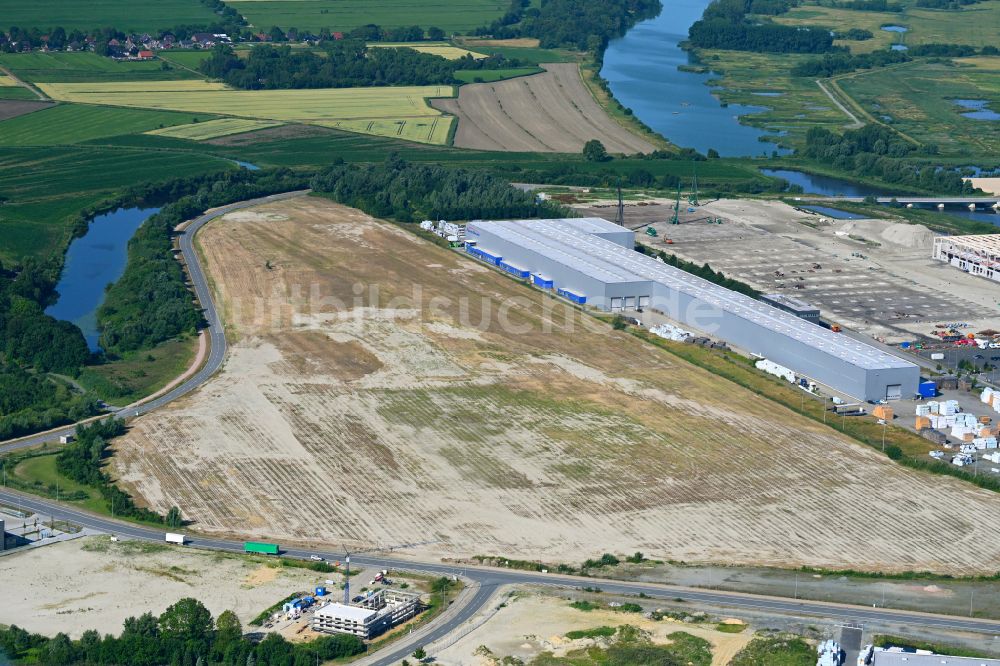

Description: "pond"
45 207 159 351
600 0 792 157
952 99 1000 121
234 159 261 170
890 44 908 51
881 25 908 32
800 205 870 220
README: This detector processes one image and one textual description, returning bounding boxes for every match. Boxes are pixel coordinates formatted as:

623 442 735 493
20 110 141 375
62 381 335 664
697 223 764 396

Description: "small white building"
932 234 1000 282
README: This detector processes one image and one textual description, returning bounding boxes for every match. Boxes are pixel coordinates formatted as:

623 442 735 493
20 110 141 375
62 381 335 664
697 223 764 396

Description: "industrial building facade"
465 217 919 402
932 234 1000 283
312 589 419 639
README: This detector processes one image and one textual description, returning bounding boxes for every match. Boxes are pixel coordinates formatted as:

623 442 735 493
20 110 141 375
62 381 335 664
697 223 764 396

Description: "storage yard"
430 63 656 153
110 197 1000 573
466 217 918 401
580 199 1000 343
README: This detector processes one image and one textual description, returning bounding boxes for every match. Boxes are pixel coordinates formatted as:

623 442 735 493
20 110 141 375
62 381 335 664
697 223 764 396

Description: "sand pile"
836 220 935 249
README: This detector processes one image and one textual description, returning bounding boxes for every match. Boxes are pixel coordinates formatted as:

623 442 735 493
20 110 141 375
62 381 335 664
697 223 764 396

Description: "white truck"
165 532 187 545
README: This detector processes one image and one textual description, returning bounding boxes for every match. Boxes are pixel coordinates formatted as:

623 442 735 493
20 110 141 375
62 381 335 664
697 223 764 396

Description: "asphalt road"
0 190 310 456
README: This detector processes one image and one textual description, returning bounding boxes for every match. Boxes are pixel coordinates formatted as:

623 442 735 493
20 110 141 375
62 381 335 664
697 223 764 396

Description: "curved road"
3 191 1000 664
0 190 310 456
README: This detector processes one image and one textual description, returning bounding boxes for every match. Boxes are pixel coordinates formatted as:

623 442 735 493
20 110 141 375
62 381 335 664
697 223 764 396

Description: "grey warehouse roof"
472 218 914 372
871 652 1000 666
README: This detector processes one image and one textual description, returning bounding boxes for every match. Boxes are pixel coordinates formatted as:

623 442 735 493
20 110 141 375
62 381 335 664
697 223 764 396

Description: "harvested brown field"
431 63 655 153
0 99 52 121
113 197 1000 573
205 122 336 146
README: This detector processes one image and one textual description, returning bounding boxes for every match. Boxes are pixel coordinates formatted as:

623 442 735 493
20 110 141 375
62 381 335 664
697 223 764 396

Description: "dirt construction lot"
0 536 327 637
112 197 1000 573
431 63 655 153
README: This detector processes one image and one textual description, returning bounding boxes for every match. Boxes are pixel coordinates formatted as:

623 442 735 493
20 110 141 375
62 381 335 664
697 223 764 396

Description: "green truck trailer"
244 541 280 555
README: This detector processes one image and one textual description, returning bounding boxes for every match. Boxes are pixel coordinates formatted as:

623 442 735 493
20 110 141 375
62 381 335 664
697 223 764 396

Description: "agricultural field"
146 117 284 141
111 196 1000 573
36 80 458 145
325 116 453 144
838 60 1000 155
0 75 18 87
432 63 656 153
156 50 215 71
228 0 508 33
0 146 232 263
458 39 579 65
2 0 220 31
368 42 486 60
0 52 201 83
0 104 205 146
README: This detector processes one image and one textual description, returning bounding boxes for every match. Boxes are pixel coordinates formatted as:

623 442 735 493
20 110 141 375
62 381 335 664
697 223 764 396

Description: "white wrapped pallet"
927 401 940 414
983 388 995 404
951 426 970 438
945 415 957 427
916 405 931 416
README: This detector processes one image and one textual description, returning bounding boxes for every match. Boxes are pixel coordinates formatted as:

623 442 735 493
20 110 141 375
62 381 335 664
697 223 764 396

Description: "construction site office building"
312 589 419 640
932 234 1000 283
465 217 919 402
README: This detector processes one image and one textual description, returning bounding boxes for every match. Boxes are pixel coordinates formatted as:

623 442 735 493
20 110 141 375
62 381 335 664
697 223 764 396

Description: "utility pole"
881 421 887 452
614 179 625 227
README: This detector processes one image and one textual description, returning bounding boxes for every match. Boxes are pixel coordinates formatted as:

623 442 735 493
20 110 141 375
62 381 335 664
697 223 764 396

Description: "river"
45 207 159 351
763 168 1000 227
601 0 790 157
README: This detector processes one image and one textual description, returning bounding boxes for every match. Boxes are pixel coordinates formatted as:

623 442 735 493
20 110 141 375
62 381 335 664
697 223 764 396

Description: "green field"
454 67 542 83
0 104 206 146
0 87 38 100
0 146 233 264
37 80 458 145
838 59 1000 155
369 43 487 59
10 453 105 512
78 337 199 405
457 42 578 64
2 0 220 31
0 52 200 83
228 0 507 32
146 117 283 141
157 50 215 70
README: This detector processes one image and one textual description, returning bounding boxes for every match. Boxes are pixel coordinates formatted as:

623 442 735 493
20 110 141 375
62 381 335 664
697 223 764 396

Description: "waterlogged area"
763 168 1000 226
601 0 791 157
952 99 1000 121
46 207 159 351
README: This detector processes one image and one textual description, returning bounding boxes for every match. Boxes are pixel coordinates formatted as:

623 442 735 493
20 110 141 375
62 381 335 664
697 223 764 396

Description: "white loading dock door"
611 297 624 311
624 296 636 309
638 295 650 308
885 384 902 401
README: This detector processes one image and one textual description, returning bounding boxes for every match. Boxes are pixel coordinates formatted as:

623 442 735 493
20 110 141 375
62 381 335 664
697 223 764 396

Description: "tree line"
0 597 364 666
801 125 977 194
474 0 662 51
97 168 309 354
791 43 996 77
309 155 568 222
200 42 526 90
687 0 839 53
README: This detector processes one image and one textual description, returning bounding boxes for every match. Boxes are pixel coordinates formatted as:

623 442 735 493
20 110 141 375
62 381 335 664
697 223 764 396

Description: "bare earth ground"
0 536 328 637
0 99 52 121
582 199 1000 342
434 590 751 666
431 63 654 154
111 197 1000 573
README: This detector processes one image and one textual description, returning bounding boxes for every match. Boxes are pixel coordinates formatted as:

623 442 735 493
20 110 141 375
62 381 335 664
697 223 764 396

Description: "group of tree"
200 42 525 90
474 0 662 51
839 0 902 11
0 255 100 439
800 125 978 194
914 0 983 8
98 168 309 354
689 17 838 53
0 598 364 666
835 27 873 40
790 48 910 76
309 155 568 222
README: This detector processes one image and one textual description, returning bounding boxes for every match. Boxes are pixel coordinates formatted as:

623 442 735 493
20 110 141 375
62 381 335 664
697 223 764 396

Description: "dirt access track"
431 63 655 153
112 197 1000 573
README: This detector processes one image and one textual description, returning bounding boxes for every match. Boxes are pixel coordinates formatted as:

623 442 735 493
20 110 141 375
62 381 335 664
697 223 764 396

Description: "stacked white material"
939 401 959 416
952 426 972 439
944 414 958 427
955 413 978 428
755 359 796 383
649 323 691 342
916 404 931 416
419 220 435 231
993 396 1000 413
984 452 1000 463
927 401 940 414
974 437 999 449
959 444 978 454
983 387 995 404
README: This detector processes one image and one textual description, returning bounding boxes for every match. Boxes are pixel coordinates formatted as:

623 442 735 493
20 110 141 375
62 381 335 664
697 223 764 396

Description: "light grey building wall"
464 218 920 402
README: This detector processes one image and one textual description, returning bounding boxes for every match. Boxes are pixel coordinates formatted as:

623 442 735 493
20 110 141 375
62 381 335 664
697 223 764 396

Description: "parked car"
309 555 324 562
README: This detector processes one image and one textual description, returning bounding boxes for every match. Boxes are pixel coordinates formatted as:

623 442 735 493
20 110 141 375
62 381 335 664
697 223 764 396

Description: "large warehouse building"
932 234 1000 283
465 217 919 402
